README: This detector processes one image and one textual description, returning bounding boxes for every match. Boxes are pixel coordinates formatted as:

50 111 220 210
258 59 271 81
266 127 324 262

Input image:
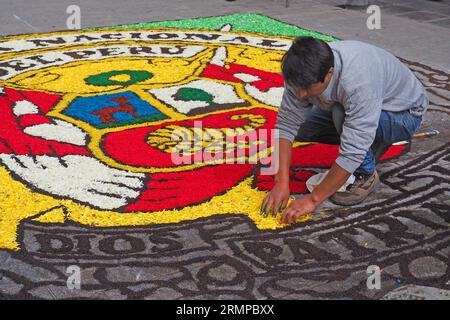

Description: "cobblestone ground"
0 0 449 300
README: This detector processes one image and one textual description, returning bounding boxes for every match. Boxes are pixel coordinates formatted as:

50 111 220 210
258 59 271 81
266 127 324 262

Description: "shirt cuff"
274 129 295 143
335 155 361 174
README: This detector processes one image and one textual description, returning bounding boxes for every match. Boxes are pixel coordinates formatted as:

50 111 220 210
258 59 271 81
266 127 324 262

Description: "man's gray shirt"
275 40 428 173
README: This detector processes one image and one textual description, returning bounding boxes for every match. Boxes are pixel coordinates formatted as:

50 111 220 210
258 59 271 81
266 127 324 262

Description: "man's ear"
323 67 334 83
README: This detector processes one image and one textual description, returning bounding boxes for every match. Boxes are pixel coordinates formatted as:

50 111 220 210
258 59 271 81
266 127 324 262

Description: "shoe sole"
329 194 370 206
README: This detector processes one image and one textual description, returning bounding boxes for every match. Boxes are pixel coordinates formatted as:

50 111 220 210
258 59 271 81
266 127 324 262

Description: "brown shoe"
330 170 380 206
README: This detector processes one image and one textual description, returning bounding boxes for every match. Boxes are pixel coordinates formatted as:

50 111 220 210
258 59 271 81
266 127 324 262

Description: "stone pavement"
2 0 450 71
0 0 449 300
319 0 450 29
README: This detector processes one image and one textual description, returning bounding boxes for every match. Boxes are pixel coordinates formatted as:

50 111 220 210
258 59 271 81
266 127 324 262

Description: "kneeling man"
262 37 428 224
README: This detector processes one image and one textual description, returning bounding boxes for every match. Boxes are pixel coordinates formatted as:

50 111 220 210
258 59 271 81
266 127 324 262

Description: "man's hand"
280 194 318 224
279 162 352 224
260 182 290 217
260 137 293 216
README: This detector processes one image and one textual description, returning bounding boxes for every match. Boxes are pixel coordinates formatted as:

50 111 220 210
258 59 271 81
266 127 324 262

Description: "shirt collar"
319 49 341 101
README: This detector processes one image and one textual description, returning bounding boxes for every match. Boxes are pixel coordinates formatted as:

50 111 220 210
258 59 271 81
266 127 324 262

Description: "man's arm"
311 162 351 203
273 138 293 184
280 98 382 224
273 86 311 183
261 86 311 216
280 161 350 224
335 98 382 174
274 85 311 143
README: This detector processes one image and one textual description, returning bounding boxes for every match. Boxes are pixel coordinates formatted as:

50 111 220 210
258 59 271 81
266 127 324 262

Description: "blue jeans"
295 104 423 175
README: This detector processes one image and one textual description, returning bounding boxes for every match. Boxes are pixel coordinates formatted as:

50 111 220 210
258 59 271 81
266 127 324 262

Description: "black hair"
282 37 334 89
